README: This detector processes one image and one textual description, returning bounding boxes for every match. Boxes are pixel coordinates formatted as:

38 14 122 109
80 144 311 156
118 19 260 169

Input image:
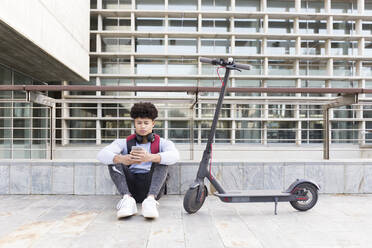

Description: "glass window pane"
136 0 164 10
200 39 230 54
201 0 230 11
168 39 197 54
267 121 296 143
235 121 261 143
235 39 261 54
168 58 197 75
301 0 324 13
302 121 323 143
299 20 327 34
236 0 260 11
135 58 165 75
234 19 262 33
168 18 197 32
136 38 164 53
268 19 293 34
267 40 295 55
136 18 164 31
168 0 197 10
0 65 12 99
267 0 295 12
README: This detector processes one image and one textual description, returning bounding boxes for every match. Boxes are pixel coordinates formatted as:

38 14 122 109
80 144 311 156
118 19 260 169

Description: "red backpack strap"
126 134 137 154
150 134 160 154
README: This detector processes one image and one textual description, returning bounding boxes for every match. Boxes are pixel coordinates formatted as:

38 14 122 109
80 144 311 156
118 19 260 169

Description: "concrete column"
327 16 333 34
295 0 301 11
231 104 236 144
358 0 364 14
97 0 102 9
261 0 267 12
98 14 103 31
263 15 268 34
96 34 101 53
325 0 331 12
61 80 69 146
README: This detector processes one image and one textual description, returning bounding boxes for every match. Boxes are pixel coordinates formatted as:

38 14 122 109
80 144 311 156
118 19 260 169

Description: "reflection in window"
331 121 358 143
201 0 230 11
136 18 164 31
268 19 293 34
200 39 230 54
168 39 197 54
301 0 324 13
268 60 294 76
102 58 130 74
267 40 295 55
331 41 356 56
333 21 355 35
168 0 197 10
103 18 130 31
202 18 230 33
135 58 165 75
235 121 261 143
136 38 164 53
168 18 197 32
235 39 261 54
102 38 131 52
267 121 296 143
267 0 295 12
299 20 327 34
302 121 323 143
168 58 197 75
333 61 355 77
234 19 262 33
300 105 323 118
102 0 131 9
136 0 164 10
301 40 325 55
331 0 357 13
235 0 260 11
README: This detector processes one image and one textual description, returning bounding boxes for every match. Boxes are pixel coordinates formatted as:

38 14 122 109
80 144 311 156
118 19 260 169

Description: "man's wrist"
149 154 161 163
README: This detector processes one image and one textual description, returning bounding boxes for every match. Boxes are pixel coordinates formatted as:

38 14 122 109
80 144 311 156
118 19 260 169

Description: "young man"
97 102 179 219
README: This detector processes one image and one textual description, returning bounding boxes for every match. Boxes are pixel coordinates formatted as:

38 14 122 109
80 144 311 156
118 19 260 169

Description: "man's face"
134 118 155 136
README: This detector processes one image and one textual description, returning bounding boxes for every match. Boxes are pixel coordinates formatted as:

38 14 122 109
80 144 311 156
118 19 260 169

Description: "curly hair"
130 102 158 120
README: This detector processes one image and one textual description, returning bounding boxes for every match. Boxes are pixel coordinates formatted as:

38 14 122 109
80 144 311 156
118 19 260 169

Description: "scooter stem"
196 67 231 180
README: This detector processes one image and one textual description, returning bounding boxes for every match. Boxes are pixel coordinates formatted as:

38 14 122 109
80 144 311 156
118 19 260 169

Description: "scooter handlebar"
200 57 217 64
199 57 251 70
234 62 251 70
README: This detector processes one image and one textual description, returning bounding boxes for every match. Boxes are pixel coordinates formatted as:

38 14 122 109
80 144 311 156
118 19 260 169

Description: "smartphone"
131 146 144 151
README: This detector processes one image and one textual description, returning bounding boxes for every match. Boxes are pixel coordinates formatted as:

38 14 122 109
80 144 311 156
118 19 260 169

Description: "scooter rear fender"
284 179 320 193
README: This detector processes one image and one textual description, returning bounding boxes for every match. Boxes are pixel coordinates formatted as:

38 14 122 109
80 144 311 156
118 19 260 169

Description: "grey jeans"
108 163 168 203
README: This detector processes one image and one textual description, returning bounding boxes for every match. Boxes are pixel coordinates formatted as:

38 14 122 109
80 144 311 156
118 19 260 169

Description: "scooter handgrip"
234 62 252 70
200 57 216 64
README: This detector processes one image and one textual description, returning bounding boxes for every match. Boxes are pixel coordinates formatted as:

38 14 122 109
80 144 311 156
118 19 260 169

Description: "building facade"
2 0 372 160
0 0 90 159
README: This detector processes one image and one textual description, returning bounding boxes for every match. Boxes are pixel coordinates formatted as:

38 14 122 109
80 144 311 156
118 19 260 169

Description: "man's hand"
130 149 161 164
113 154 138 166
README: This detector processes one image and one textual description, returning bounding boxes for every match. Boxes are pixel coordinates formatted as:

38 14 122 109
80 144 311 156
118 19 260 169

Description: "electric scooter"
183 57 320 215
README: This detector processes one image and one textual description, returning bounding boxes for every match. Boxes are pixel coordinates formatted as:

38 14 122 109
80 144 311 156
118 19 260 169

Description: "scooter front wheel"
290 183 318 211
183 186 208 214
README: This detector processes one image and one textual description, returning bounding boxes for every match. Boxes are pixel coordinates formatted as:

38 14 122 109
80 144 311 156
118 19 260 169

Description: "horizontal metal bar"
1 85 372 94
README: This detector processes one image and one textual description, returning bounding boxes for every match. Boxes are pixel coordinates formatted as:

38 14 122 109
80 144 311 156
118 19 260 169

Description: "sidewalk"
0 194 371 248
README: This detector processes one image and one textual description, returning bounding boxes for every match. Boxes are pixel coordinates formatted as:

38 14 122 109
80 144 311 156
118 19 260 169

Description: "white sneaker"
141 197 159 219
116 195 137 219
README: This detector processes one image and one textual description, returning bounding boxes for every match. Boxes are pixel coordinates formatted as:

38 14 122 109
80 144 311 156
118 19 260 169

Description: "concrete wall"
0 0 89 81
1 160 372 195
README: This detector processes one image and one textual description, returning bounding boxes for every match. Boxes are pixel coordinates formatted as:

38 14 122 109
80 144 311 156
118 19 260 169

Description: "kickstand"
274 197 278 215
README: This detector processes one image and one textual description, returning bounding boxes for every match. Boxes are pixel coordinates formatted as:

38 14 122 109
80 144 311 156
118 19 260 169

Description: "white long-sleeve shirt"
97 138 179 173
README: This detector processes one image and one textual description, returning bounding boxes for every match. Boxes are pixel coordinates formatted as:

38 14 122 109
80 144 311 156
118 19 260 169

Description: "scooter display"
183 57 319 215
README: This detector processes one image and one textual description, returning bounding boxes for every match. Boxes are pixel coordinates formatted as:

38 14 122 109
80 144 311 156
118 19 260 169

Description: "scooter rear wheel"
183 186 208 214
290 183 318 211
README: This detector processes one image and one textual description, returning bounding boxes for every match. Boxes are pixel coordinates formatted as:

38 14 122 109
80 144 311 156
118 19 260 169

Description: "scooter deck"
215 190 295 203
